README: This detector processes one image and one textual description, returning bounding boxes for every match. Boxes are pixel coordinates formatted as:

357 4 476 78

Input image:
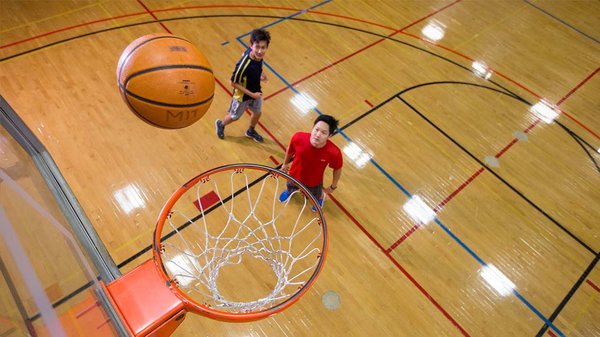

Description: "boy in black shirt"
215 28 271 142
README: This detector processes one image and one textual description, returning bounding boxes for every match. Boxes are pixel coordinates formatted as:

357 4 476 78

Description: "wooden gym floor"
1 1 599 336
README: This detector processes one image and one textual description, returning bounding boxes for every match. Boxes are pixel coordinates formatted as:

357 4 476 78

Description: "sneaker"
312 197 324 212
245 127 264 143
215 119 224 139
279 189 292 203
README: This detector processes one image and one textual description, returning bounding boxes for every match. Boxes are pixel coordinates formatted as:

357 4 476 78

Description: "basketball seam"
117 34 193 84
123 88 214 108
126 64 213 79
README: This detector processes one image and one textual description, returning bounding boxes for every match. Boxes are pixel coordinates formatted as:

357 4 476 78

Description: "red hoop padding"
104 259 187 336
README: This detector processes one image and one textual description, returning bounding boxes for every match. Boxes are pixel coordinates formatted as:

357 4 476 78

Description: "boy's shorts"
228 97 262 120
286 181 323 201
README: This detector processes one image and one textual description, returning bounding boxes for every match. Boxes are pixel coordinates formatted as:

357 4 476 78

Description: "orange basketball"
117 33 215 129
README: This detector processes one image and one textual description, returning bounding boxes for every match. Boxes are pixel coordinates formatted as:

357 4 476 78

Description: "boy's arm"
324 167 342 194
229 81 262 100
281 140 295 172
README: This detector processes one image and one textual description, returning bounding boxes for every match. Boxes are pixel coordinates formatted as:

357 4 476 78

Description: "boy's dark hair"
314 115 339 135
250 28 271 46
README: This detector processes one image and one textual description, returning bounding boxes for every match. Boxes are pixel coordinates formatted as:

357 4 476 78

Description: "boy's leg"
279 182 298 202
308 185 324 212
216 99 245 139
245 99 264 142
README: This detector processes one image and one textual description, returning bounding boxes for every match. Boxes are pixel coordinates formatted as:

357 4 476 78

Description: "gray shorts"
286 181 323 201
228 97 262 120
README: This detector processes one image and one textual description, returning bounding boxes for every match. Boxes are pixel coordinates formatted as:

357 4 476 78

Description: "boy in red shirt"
279 115 343 210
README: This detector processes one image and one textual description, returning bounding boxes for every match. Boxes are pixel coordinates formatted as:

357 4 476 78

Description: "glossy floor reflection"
1 1 599 336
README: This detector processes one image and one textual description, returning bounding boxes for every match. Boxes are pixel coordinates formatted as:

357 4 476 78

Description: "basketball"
116 33 215 129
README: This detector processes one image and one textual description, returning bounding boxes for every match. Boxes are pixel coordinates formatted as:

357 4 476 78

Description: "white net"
155 164 327 316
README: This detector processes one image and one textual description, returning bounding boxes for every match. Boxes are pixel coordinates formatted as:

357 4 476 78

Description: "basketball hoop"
152 163 328 321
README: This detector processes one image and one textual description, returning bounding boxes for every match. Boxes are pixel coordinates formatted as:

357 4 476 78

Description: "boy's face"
249 40 269 60
310 121 331 148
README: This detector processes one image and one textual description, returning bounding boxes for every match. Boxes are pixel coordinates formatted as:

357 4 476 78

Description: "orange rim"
152 163 328 321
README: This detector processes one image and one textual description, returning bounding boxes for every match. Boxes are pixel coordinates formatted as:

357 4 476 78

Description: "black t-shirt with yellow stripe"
230 49 263 102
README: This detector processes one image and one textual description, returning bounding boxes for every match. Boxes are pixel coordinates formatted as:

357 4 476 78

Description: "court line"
0 6 572 336
523 0 600 44
397 31 600 141
0 2 101 34
388 83 595 254
145 3 570 334
586 279 600 293
231 3 471 335
346 82 596 335
326 193 471 337
2 4 596 142
0 4 588 334
236 18 574 337
136 0 172 33
0 11 148 49
343 82 579 335
535 253 600 336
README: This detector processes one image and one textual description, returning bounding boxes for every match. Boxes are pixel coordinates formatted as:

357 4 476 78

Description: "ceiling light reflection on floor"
421 20 446 42
342 142 372 168
165 252 199 287
480 264 516 297
402 195 435 225
113 184 145 214
529 100 560 124
291 93 318 114
472 60 493 80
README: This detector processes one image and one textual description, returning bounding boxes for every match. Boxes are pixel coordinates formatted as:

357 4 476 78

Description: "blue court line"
231 3 565 336
524 0 599 44
236 0 333 40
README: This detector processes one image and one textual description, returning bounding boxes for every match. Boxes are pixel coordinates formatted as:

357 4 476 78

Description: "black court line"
556 122 600 173
340 81 596 255
7 12 597 333
339 82 598 337
535 252 600 336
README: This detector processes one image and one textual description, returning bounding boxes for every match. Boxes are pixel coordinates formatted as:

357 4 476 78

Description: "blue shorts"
228 97 262 120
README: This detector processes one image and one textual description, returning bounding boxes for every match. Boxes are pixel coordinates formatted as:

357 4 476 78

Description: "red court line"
266 1 463 100
137 0 171 33
386 224 420 253
0 5 299 49
0 4 527 334
364 99 374 107
388 112 541 247
265 37 393 100
0 11 146 49
524 119 542 133
329 194 470 337
495 138 519 158
434 168 485 212
269 156 280 165
396 33 599 141
586 279 600 293
557 67 599 106
556 68 600 140
3 2 597 143
387 167 485 251
548 331 558 337
212 2 468 330
397 0 462 31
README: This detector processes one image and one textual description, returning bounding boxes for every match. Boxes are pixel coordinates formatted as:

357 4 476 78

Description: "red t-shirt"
288 132 343 187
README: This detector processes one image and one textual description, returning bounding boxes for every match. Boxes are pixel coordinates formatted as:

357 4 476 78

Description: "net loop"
153 164 328 321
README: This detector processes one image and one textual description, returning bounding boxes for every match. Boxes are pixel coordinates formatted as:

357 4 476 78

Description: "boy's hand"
260 73 268 81
251 92 263 100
